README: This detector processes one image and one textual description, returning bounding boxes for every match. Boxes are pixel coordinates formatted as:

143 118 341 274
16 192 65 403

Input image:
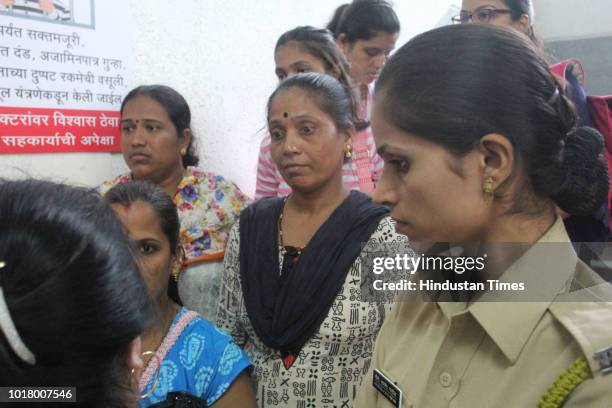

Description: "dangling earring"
131 351 161 400
483 177 494 201
171 247 185 282
171 260 182 282
344 144 353 159
180 147 187 156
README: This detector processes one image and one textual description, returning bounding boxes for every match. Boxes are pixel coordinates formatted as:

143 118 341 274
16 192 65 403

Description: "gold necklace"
143 303 179 366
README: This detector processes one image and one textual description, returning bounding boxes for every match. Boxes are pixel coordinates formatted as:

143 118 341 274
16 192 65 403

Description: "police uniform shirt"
354 218 612 408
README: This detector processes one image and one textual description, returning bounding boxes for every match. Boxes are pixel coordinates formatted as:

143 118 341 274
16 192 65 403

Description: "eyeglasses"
451 7 513 24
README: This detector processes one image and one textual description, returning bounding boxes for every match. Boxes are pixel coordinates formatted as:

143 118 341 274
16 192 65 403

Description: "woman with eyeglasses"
452 0 537 43
453 0 611 255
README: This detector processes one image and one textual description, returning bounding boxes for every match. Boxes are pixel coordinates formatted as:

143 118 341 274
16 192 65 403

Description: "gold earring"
483 177 494 200
131 351 161 400
171 261 183 282
180 148 187 156
171 247 186 282
344 144 353 159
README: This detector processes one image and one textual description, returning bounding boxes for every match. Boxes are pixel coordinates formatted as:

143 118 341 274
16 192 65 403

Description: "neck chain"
278 196 304 258
143 302 179 368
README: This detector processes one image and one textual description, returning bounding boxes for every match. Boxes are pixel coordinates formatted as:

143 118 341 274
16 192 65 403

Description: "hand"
0 0 15 7
38 0 55 13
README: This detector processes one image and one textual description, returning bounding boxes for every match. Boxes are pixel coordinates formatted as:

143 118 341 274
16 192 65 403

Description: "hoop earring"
131 351 161 400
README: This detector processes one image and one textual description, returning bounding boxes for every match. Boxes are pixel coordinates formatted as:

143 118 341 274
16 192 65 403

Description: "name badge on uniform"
373 369 403 408
594 346 612 375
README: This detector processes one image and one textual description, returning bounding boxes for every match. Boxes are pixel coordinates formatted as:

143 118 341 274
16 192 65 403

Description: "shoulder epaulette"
549 284 612 376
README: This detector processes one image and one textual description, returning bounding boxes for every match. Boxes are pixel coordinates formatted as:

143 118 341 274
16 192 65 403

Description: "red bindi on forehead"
283 112 289 118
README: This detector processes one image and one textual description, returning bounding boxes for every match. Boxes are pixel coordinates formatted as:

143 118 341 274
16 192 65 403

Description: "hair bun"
553 126 609 216
565 126 605 158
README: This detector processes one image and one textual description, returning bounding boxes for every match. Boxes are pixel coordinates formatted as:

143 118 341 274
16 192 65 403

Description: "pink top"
255 84 383 199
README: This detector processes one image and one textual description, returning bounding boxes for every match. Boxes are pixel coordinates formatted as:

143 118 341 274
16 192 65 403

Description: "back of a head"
326 0 400 42
376 24 608 217
0 179 152 407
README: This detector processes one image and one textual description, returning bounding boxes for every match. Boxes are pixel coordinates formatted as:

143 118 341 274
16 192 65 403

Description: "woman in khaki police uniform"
354 24 612 408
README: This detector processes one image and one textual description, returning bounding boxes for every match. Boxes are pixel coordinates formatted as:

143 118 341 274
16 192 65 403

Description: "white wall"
534 0 612 41
533 0 612 94
0 0 459 195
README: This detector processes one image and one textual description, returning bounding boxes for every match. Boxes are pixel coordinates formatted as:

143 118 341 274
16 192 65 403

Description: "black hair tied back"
554 126 609 216
375 24 608 218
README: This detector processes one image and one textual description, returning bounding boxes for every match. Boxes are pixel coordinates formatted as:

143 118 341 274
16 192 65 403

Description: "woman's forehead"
462 0 509 11
122 95 171 121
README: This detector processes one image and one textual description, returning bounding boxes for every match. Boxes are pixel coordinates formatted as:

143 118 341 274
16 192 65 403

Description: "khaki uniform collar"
439 218 578 363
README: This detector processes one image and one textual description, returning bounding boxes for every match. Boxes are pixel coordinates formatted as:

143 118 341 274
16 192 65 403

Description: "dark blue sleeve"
203 325 252 406
565 71 593 127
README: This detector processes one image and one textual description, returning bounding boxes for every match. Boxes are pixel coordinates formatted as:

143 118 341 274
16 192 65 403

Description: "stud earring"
180 148 187 156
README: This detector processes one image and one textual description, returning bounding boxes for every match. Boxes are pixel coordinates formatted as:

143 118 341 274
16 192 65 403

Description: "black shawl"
239 191 388 357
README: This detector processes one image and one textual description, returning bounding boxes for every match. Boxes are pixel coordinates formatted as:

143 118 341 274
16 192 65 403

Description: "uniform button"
439 372 452 387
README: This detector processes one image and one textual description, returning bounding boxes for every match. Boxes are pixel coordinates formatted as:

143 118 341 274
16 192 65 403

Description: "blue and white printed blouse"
138 307 252 407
